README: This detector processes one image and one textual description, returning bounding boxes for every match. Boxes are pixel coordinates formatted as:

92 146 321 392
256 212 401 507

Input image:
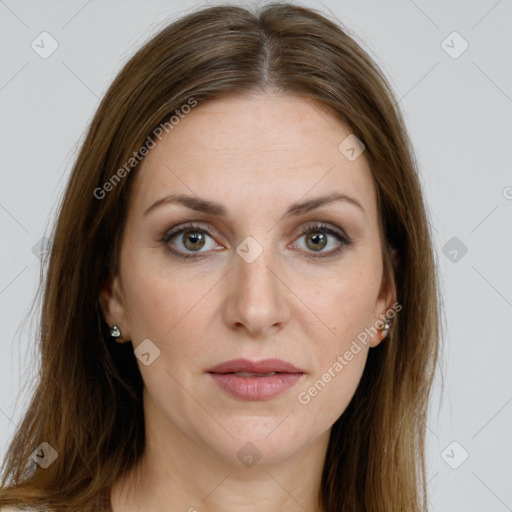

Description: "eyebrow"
143 191 365 218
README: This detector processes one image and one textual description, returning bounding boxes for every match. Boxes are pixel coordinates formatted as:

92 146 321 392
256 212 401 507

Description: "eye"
160 221 352 260
292 222 351 258
161 223 220 259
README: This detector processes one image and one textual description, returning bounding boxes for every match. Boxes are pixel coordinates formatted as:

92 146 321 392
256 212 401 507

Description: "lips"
207 358 305 375
207 358 305 401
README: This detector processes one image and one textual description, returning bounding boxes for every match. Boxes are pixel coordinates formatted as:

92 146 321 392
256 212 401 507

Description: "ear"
368 247 398 348
99 271 131 341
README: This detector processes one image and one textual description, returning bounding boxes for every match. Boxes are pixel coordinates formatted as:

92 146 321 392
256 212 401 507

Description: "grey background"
1 0 511 510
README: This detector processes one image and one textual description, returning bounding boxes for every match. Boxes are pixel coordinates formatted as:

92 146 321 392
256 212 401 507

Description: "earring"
110 323 124 343
378 319 391 338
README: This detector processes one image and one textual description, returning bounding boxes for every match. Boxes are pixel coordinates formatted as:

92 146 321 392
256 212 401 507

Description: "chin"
200 420 315 467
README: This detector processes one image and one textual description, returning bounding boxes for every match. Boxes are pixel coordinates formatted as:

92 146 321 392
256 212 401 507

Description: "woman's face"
101 92 394 467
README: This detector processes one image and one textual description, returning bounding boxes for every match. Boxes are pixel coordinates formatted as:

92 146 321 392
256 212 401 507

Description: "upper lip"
207 358 305 374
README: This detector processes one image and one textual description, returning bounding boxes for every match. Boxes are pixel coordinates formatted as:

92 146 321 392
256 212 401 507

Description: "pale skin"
101 92 396 511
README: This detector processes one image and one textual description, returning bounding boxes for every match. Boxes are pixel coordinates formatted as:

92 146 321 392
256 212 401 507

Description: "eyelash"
160 222 352 260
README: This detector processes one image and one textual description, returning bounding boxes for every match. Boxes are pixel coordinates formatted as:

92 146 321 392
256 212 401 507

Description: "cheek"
120 248 220 353
297 346 368 411
304 270 382 353
296 285 374 422
296 266 381 422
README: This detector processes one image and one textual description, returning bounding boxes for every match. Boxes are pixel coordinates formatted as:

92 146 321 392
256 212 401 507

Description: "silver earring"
378 320 391 331
110 323 123 342
378 319 391 338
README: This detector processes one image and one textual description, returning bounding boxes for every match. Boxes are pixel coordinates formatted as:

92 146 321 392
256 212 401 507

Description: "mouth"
227 371 279 377
207 358 305 375
206 359 305 401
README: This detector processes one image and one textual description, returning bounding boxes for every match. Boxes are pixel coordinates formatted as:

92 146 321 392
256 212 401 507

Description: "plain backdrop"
1 1 511 510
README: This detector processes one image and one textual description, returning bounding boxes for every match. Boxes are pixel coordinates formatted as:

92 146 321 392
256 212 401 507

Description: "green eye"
161 222 351 260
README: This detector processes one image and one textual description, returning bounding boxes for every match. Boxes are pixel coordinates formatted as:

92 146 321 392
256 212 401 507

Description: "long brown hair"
0 3 442 510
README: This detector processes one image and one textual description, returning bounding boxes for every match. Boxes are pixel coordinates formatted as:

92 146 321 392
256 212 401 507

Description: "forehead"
129 93 378 224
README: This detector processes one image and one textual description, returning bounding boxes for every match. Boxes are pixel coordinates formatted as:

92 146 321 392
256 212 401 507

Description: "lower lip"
208 372 304 401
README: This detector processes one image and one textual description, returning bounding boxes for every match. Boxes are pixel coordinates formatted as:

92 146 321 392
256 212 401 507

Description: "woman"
0 2 441 511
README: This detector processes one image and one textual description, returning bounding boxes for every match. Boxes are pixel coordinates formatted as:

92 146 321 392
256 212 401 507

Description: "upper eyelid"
163 220 344 234
162 221 349 245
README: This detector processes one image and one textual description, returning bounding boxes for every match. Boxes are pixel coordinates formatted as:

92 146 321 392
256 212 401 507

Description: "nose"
223 245 290 337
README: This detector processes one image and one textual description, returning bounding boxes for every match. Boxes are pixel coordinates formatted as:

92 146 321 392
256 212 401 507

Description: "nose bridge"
235 237 279 301
224 235 289 334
